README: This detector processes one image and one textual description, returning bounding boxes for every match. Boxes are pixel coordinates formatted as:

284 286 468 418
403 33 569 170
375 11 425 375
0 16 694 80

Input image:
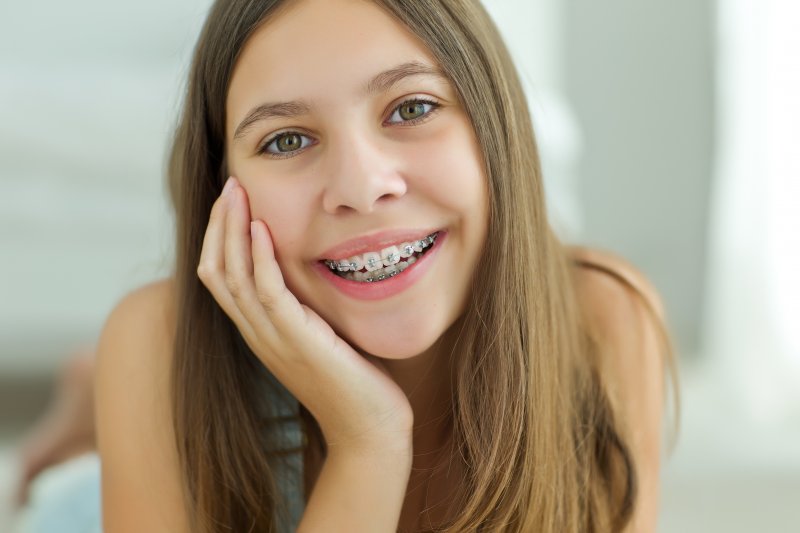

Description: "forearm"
297 445 412 533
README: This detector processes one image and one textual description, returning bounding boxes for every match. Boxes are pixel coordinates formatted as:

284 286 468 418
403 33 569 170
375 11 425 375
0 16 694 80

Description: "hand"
197 177 413 453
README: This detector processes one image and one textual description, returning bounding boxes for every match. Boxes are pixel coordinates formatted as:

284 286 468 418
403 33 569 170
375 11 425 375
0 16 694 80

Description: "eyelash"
257 97 442 159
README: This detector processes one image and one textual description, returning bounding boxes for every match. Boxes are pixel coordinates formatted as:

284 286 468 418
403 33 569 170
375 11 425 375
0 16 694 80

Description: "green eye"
276 133 302 152
399 102 426 120
387 98 440 125
262 131 313 157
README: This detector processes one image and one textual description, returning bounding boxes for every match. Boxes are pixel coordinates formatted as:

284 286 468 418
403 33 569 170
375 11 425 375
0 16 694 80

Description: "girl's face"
225 0 489 359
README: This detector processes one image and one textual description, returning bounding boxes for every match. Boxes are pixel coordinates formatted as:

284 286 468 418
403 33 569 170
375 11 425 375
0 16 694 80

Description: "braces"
324 233 438 272
344 260 411 282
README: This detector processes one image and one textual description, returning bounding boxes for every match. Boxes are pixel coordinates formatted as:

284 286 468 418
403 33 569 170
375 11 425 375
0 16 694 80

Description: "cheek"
244 179 317 263
409 123 487 211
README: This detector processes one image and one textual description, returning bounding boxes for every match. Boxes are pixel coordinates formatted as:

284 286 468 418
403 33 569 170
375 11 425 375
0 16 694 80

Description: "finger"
250 219 306 334
221 184 284 348
197 178 257 339
196 178 234 279
223 184 260 307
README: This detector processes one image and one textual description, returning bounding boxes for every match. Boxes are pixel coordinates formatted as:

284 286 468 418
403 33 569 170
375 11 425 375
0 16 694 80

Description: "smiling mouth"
322 231 440 283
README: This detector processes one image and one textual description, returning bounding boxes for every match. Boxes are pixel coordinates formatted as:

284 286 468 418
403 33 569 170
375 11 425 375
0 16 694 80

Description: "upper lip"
318 228 441 260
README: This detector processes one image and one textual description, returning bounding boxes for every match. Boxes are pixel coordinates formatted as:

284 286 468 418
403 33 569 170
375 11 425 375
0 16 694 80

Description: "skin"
225 1 488 362
222 0 489 468
87 0 668 531
203 1 490 527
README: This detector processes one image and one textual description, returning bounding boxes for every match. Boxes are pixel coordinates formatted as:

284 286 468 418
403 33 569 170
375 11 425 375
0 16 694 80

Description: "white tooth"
353 271 365 282
407 256 417 265
363 252 382 272
398 262 408 272
399 242 414 258
384 264 398 276
337 260 351 272
412 240 424 252
347 255 363 271
381 245 400 266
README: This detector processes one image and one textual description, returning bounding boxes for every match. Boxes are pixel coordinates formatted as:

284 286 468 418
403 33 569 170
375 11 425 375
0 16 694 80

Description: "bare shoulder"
95 278 189 532
95 279 177 403
567 246 668 532
566 245 667 412
98 278 177 351
568 245 665 323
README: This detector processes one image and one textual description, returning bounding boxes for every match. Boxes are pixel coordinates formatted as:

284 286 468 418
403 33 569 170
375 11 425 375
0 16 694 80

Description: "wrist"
327 436 413 456
325 431 413 464
320 418 413 454
324 443 413 483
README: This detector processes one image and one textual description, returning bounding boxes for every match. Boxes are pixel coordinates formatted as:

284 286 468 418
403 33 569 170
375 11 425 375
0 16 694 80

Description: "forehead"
227 0 441 119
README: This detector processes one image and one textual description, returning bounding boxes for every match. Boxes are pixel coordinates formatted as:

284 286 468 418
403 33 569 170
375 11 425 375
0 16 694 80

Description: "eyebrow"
232 61 447 142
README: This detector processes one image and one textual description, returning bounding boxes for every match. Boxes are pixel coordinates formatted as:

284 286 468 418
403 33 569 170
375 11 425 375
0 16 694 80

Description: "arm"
298 444 412 533
94 280 190 532
571 247 670 532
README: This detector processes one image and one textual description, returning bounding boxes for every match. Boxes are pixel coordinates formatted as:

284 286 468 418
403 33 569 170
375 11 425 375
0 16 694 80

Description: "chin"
338 314 450 360
352 336 437 360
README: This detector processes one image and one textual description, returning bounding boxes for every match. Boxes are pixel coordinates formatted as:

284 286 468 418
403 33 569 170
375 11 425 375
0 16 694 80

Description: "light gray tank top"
274 415 305 531
264 374 306 532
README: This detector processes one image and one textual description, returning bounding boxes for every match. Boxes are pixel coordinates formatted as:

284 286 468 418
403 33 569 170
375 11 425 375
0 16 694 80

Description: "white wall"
563 0 715 352
0 0 213 375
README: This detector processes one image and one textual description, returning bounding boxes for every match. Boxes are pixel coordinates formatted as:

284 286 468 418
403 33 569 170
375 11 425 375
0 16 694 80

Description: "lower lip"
313 231 447 301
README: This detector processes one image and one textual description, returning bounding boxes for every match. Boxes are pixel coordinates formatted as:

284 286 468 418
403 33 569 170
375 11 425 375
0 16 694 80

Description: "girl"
95 0 674 531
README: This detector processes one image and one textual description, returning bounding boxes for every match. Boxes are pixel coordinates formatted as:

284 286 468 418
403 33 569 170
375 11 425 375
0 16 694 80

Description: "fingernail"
222 177 235 196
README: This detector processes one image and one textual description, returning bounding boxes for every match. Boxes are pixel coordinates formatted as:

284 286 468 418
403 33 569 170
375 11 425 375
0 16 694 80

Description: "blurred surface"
1 0 798 531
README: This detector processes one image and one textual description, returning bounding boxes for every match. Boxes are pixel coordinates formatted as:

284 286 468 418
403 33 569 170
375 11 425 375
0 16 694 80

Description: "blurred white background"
1 0 798 531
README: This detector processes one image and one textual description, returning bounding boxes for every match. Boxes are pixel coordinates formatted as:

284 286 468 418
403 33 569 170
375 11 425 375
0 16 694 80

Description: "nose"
321 133 407 215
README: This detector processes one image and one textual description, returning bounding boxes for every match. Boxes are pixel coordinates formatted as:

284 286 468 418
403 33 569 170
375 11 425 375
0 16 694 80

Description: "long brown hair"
167 1 673 531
